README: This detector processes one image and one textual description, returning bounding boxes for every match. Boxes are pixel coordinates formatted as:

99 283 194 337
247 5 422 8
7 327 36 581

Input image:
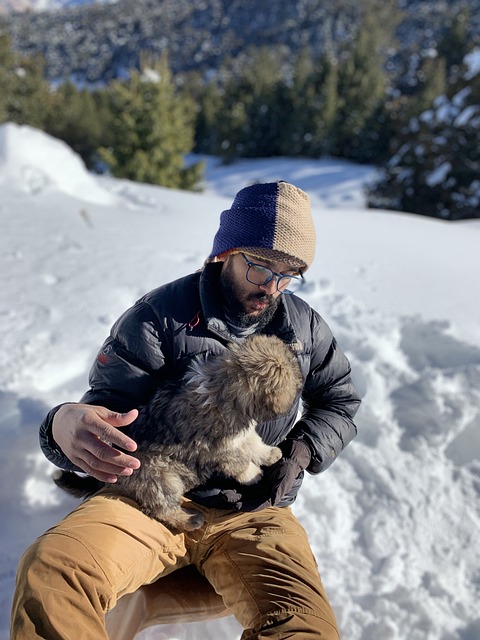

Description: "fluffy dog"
54 334 303 531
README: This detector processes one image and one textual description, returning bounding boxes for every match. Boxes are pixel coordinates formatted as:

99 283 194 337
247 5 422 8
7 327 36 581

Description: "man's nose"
259 279 278 295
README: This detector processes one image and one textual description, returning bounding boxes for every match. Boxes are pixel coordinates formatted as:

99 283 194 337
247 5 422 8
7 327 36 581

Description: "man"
11 181 360 639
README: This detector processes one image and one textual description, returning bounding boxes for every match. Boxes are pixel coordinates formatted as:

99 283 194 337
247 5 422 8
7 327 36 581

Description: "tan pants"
11 493 339 639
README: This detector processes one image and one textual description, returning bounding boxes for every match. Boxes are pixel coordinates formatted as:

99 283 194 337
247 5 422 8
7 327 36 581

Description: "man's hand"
265 439 312 506
52 404 140 483
240 439 312 511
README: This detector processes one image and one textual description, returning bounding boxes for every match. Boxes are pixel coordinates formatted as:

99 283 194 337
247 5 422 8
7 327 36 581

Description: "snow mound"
0 123 116 206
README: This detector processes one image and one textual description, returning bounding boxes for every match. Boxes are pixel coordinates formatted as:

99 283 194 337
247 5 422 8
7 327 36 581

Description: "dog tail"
53 469 104 499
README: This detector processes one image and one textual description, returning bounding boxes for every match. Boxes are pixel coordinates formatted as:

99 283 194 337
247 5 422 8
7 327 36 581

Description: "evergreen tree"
211 67 248 163
319 57 340 154
275 47 314 157
413 56 447 115
6 54 53 128
330 0 399 162
437 7 471 74
213 47 285 161
0 29 52 128
44 83 111 169
242 47 284 157
277 50 340 158
187 71 223 156
0 32 15 122
99 53 203 190
367 53 480 220
275 49 334 157
383 55 448 162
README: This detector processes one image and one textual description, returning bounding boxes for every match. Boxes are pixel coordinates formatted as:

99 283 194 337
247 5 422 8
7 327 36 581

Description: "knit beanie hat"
208 181 316 271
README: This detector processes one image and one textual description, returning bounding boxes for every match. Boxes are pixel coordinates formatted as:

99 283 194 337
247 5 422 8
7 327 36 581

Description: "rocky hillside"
3 0 479 84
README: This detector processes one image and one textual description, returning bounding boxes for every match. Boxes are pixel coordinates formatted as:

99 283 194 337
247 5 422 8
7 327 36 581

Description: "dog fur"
53 334 303 531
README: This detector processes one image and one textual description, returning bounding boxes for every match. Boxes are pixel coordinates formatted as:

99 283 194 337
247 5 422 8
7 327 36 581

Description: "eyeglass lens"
246 264 300 292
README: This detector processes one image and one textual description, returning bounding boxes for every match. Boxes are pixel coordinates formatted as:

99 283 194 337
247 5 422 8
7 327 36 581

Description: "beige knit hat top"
208 181 316 271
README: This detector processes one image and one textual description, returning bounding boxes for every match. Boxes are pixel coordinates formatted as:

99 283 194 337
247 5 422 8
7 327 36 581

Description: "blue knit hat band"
208 181 316 271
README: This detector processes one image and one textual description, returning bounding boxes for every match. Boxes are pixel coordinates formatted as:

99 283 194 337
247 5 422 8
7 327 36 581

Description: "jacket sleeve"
39 300 168 469
291 310 361 474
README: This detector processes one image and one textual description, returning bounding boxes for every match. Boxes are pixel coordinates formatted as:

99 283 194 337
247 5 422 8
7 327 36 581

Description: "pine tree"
277 50 340 158
99 53 203 189
43 83 111 169
213 47 285 160
414 56 447 115
241 47 285 157
330 0 399 162
277 48 314 157
7 54 53 128
0 30 52 128
367 55 480 220
319 57 340 155
0 32 15 122
437 8 471 74
187 71 223 156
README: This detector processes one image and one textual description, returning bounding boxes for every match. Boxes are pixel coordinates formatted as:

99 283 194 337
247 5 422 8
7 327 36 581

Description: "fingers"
52 403 141 483
74 430 141 483
85 407 139 452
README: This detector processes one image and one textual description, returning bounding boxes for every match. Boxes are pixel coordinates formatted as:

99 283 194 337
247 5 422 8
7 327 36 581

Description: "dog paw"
264 446 282 466
158 508 204 532
183 511 205 531
236 463 263 485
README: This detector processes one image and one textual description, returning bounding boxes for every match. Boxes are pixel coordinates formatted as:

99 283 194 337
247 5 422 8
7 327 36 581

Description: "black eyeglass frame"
240 253 304 295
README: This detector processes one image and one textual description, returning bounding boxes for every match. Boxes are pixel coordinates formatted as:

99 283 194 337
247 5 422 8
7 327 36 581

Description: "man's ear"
216 251 236 265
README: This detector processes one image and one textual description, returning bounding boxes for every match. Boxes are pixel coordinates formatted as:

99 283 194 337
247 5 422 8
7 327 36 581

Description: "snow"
454 105 480 128
0 123 117 205
465 48 480 79
425 162 452 188
1 122 480 639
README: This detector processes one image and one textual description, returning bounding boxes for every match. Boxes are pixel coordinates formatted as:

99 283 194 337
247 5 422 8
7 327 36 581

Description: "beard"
220 261 280 330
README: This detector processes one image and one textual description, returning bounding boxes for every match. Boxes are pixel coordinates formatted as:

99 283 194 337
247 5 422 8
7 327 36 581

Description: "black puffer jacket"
40 263 361 507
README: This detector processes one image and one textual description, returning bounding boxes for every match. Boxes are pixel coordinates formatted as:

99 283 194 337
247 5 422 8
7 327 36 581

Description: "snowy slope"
1 123 480 639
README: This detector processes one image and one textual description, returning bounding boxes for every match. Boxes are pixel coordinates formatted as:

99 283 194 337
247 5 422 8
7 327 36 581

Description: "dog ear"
186 336 303 421
249 352 302 416
222 335 303 419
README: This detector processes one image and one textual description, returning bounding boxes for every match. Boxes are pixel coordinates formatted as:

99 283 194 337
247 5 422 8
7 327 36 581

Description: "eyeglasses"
241 253 304 295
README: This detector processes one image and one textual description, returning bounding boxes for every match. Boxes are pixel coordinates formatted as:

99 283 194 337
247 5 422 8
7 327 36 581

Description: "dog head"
189 335 303 424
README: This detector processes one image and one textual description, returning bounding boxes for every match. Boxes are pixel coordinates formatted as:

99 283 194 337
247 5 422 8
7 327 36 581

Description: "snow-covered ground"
1 122 479 640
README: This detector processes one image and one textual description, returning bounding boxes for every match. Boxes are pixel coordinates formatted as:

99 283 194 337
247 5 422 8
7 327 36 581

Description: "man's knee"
17 530 113 604
201 508 339 637
12 532 114 640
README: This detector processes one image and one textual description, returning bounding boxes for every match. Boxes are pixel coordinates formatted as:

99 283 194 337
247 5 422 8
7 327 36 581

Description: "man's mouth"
246 294 271 312
250 300 268 310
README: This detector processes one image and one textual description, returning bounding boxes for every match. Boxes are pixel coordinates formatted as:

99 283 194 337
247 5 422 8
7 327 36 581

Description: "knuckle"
87 455 102 470
87 419 111 442
92 442 110 462
76 461 90 474
78 409 92 425
97 430 112 445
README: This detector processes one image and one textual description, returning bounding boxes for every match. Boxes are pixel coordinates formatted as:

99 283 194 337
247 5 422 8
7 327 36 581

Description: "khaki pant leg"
11 493 188 640
194 506 339 640
106 565 231 640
